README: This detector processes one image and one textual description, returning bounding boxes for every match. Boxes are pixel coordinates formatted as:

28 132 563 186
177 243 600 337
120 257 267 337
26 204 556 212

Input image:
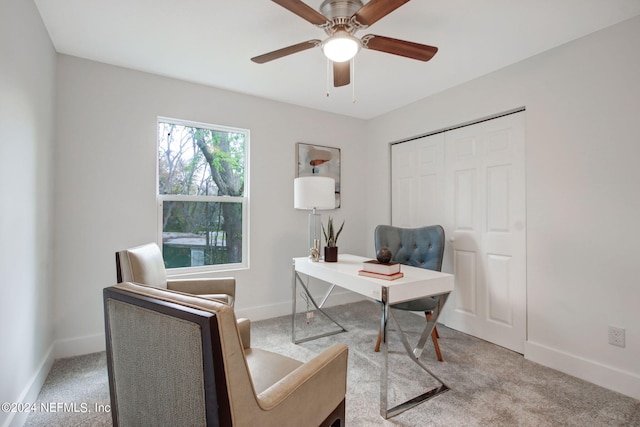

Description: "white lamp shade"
294 176 335 210
322 31 360 63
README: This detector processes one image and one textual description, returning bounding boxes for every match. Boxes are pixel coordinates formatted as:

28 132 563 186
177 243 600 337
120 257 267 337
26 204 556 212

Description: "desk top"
294 254 453 304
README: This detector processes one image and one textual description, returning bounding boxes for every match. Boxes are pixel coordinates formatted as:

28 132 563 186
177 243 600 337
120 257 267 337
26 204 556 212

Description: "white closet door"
391 111 526 353
391 133 445 227
443 112 526 353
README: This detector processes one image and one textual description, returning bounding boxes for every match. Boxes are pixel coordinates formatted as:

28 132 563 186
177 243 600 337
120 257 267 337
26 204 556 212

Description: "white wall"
365 16 640 398
0 1 56 426
52 55 368 356
4 4 638 417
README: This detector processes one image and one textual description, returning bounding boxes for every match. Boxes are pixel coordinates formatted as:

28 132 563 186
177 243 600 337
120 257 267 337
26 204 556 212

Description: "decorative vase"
324 246 338 262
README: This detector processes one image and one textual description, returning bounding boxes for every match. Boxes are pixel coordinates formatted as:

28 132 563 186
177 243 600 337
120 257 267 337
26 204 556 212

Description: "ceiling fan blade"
271 0 329 26
353 0 410 27
251 40 321 64
363 35 438 61
333 61 350 87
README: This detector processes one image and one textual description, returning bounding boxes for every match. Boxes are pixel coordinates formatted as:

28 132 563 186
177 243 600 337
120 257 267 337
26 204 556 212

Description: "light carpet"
25 300 639 426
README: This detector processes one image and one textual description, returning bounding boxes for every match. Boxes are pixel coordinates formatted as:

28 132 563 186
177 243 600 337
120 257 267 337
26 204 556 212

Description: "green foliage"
158 121 247 265
158 122 245 197
322 216 344 248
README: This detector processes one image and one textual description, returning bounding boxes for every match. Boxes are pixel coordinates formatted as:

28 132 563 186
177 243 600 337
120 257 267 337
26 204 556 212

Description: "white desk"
291 254 454 419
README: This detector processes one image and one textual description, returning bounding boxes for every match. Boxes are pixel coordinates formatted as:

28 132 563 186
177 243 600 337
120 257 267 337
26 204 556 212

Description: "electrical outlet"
608 326 625 348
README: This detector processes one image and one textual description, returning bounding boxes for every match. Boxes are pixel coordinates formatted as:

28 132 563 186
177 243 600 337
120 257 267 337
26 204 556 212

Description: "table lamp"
294 176 335 258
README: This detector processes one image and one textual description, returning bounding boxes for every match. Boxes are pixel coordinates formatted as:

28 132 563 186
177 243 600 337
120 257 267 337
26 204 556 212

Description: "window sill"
166 263 249 278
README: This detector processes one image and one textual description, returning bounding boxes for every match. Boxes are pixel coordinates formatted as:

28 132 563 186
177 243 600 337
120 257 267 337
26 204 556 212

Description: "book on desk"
359 260 403 280
358 270 404 280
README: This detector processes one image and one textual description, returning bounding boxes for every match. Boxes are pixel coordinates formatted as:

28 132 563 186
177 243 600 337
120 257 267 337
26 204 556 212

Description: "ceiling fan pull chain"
352 57 356 104
326 57 331 97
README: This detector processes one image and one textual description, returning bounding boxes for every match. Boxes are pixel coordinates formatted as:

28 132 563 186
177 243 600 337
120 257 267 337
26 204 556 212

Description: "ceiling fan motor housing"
320 0 363 20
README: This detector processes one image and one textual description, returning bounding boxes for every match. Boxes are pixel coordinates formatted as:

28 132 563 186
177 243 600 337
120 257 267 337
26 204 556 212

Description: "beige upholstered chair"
104 282 348 427
115 242 236 306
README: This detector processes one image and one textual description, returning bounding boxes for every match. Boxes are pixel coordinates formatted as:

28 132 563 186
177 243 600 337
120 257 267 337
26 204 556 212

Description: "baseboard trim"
54 332 106 359
235 290 367 321
525 340 640 400
3 344 55 427
53 292 368 358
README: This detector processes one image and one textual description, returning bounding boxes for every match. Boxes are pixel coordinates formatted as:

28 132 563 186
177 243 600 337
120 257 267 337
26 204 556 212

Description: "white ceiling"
35 0 640 119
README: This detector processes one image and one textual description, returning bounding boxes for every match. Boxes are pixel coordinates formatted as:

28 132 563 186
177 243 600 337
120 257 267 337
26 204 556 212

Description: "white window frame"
156 117 250 274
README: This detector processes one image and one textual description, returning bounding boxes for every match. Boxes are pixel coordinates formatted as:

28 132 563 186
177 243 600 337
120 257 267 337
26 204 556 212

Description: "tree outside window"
157 118 248 269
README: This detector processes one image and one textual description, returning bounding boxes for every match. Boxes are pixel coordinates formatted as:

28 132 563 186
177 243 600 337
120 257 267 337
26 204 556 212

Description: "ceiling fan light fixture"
322 31 360 62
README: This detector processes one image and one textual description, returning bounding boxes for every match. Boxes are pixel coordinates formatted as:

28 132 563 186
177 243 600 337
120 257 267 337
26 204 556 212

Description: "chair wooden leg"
374 329 382 352
425 311 440 338
431 328 443 362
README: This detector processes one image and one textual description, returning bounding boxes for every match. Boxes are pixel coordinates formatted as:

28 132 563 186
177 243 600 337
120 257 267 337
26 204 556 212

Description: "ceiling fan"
251 0 438 87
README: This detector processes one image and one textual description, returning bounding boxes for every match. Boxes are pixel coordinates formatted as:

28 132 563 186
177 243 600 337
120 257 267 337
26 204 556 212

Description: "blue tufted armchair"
373 224 446 361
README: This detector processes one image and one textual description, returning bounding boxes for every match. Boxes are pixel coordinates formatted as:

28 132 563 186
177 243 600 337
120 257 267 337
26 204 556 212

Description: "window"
157 118 248 271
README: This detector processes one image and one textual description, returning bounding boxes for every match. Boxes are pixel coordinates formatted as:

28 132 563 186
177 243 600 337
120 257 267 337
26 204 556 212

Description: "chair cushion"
244 348 303 395
120 243 168 288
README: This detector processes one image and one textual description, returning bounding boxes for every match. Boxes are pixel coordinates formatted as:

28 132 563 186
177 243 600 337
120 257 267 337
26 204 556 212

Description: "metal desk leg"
380 289 451 419
380 288 390 417
291 260 347 344
412 294 450 359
